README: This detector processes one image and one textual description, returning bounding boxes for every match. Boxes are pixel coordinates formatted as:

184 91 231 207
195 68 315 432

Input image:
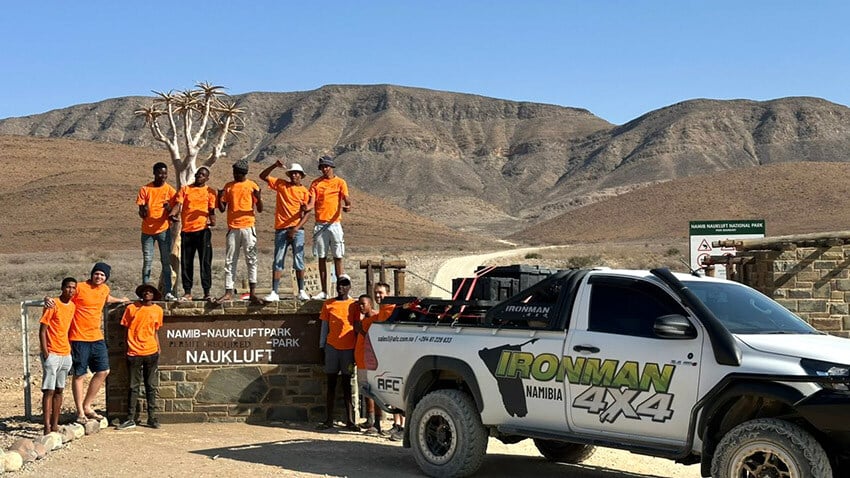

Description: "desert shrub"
524 252 543 259
664 247 680 257
566 255 603 268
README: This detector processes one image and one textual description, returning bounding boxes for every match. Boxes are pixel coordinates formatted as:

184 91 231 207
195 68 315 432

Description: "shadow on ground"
191 426 676 478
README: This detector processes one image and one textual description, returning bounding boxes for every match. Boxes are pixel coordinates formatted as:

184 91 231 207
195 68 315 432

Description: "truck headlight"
801 359 850 390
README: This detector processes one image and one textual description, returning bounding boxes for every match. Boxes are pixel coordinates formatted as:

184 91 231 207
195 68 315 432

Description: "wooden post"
365 261 374 299
393 269 406 295
379 259 387 284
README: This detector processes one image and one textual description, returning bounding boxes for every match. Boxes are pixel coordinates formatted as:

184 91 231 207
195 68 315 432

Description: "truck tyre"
711 418 832 478
533 439 596 464
410 389 487 477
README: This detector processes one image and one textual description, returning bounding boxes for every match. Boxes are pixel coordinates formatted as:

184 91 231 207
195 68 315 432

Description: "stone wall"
736 245 850 337
105 299 330 423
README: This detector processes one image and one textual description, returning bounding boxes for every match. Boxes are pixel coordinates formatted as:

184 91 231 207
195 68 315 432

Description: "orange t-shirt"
121 302 163 357
69 281 110 342
266 177 311 230
136 182 177 235
221 179 260 229
354 310 383 369
176 184 216 233
39 298 75 355
309 176 349 224
320 298 357 350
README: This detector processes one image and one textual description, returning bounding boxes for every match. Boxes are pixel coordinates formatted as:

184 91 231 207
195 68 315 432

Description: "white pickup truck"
363 267 850 477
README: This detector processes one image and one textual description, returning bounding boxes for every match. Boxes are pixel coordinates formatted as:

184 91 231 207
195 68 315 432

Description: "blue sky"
3 1 850 124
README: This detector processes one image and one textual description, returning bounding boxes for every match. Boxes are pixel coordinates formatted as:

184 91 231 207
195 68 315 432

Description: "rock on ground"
2 450 23 472
8 438 36 463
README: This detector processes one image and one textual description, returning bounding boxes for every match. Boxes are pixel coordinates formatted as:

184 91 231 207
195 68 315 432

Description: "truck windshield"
684 281 818 335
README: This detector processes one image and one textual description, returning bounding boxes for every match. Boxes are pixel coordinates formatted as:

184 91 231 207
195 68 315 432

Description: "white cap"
286 163 305 175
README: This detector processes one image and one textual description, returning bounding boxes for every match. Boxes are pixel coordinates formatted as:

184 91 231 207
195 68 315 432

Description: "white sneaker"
298 290 310 301
163 293 177 301
311 291 327 300
263 291 280 302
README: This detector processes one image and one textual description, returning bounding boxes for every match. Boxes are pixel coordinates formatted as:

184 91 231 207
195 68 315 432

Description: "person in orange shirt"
45 262 129 423
216 159 263 304
169 166 217 301
258 160 313 302
309 155 351 300
353 293 382 435
371 281 405 441
38 277 76 434
136 162 177 301
317 274 358 431
116 283 164 430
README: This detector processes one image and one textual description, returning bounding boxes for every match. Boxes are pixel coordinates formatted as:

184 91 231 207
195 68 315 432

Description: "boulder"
47 431 65 450
9 438 37 463
84 419 100 435
0 448 5 473
33 442 48 459
99 416 109 429
69 422 85 439
3 451 23 472
60 425 77 443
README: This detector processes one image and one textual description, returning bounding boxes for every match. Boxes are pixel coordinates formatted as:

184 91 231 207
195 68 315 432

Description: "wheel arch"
697 380 806 476
405 356 485 415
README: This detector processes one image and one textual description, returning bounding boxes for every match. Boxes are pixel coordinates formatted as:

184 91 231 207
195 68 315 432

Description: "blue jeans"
141 230 172 294
273 228 305 272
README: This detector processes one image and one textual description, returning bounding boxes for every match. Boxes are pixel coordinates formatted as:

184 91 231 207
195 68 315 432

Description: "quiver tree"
135 82 246 294
135 82 245 188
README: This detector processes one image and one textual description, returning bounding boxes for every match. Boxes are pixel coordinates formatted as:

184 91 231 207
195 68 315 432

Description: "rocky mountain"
2 85 849 234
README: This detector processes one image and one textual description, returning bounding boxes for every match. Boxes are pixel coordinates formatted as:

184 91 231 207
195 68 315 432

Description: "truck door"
565 275 704 444
477 271 581 432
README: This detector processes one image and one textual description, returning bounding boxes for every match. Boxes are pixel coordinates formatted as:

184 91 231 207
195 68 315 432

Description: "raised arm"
259 159 283 182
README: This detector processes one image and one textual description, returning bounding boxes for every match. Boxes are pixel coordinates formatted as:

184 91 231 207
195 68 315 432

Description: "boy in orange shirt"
258 160 313 301
317 274 358 431
169 166 217 301
39 277 77 434
309 155 351 300
136 162 177 300
353 293 382 435
216 159 263 303
117 283 164 430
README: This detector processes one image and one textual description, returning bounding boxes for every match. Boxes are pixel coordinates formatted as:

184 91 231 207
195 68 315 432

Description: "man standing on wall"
216 159 263 304
309 155 351 300
169 166 217 302
136 162 177 300
258 159 313 301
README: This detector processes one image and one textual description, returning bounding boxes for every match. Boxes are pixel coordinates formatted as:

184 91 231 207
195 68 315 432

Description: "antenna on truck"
680 258 702 277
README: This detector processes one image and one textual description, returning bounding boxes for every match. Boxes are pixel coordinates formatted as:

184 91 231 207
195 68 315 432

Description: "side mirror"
654 314 697 339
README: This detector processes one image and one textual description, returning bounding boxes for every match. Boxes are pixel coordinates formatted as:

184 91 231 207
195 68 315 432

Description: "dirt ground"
7 414 701 478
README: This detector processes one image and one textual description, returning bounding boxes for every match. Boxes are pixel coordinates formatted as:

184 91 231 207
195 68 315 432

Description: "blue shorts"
71 340 110 376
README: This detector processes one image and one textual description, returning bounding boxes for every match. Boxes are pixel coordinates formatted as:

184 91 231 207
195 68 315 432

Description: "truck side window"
588 279 687 338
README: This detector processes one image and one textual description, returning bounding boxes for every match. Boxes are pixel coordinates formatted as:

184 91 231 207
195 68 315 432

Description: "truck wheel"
533 439 596 464
410 389 487 477
711 418 832 478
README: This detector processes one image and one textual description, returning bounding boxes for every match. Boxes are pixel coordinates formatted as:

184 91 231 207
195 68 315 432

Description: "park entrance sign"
689 220 765 278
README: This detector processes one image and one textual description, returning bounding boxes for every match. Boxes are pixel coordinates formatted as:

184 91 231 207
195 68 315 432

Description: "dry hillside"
4 85 848 233
511 162 850 244
0 134 492 254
